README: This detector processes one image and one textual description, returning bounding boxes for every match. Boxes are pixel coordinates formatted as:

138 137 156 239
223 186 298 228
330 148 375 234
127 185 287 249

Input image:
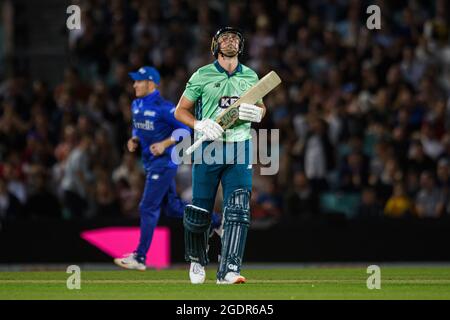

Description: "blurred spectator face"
421 123 435 139
402 8 414 25
436 0 447 19
2 102 16 118
34 112 48 133
96 180 114 203
393 183 406 197
327 68 341 88
0 178 7 195
362 188 376 205
349 136 363 152
95 129 109 147
34 172 47 191
138 32 152 49
293 171 308 189
88 93 102 111
138 9 150 23
309 117 324 134
393 126 405 141
228 3 242 26
420 172 435 190
32 80 47 97
307 15 321 32
348 152 362 170
442 134 450 152
163 47 177 66
133 80 155 98
374 88 388 108
398 88 413 108
407 170 419 190
93 81 108 96
381 158 402 183
114 64 128 84
26 133 39 152
437 160 449 181
297 27 309 44
64 125 77 143
55 125 77 161
398 108 409 126
63 68 79 87
409 142 424 159
129 50 145 69
288 5 303 24
77 115 92 135
387 65 401 85
256 14 271 33
2 163 14 180
56 91 73 110
374 141 386 158
402 47 414 63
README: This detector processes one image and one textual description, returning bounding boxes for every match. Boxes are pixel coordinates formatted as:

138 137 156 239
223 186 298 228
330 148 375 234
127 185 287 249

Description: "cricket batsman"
175 27 266 284
114 66 222 271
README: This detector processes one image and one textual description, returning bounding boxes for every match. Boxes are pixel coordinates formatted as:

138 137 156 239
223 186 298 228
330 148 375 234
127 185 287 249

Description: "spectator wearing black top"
285 171 319 220
0 177 22 220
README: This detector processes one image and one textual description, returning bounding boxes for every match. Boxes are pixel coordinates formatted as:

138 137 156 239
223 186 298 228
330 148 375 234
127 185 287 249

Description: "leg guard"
217 189 251 280
183 205 211 266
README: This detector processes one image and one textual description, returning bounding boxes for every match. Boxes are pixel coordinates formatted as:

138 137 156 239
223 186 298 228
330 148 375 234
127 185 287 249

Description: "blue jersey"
131 90 189 171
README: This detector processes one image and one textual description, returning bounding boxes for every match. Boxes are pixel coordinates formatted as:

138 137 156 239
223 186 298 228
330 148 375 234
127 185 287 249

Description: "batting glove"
239 103 263 123
194 119 224 141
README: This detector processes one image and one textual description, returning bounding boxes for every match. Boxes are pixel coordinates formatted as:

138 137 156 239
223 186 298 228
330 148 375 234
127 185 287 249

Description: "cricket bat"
186 70 282 155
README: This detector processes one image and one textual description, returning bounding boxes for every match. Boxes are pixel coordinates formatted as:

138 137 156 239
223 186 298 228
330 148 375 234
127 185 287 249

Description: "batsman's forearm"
174 107 196 129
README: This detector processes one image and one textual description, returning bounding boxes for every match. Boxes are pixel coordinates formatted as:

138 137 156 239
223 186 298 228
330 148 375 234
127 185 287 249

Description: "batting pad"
217 189 251 280
183 205 211 266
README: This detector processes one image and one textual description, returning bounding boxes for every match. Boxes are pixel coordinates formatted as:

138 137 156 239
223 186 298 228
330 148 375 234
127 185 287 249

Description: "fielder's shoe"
114 253 146 271
189 262 206 284
216 272 246 284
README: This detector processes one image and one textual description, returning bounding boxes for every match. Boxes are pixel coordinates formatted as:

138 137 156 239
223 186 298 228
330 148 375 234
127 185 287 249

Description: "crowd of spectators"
1 0 450 225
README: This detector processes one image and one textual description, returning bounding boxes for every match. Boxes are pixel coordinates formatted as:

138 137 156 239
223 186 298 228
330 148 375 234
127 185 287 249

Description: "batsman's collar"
214 60 243 77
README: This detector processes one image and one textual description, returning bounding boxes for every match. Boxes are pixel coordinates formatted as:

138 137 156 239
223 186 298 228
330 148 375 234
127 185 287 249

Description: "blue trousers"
136 166 221 262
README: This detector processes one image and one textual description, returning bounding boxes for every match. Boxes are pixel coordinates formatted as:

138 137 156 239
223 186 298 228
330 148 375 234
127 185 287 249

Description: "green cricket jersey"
183 61 260 142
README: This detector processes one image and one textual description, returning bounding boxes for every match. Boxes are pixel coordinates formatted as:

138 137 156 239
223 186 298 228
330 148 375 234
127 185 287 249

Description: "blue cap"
128 66 160 84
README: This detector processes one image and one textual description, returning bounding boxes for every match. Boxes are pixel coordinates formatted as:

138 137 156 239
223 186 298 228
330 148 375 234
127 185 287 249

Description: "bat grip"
186 135 208 155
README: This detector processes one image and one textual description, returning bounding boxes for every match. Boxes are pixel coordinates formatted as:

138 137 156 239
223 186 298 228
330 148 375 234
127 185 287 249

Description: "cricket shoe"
216 272 246 284
114 253 146 271
189 262 206 284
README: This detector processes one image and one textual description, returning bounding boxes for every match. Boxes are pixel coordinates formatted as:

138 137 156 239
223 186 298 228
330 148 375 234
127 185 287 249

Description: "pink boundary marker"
81 227 170 269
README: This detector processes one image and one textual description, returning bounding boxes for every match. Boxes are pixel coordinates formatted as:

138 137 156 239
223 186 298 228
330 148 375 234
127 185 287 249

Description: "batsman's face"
219 32 240 56
133 80 153 97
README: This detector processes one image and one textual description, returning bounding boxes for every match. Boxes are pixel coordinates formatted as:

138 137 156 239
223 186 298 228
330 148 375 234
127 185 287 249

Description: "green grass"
1 266 449 300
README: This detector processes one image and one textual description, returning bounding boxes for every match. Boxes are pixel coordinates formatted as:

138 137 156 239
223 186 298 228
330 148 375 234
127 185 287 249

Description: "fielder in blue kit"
114 66 221 271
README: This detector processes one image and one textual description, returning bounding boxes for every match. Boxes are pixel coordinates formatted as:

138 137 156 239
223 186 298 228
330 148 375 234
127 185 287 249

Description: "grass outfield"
0 266 449 300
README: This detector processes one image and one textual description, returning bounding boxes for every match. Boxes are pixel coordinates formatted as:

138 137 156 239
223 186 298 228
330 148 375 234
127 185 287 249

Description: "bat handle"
186 135 208 155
